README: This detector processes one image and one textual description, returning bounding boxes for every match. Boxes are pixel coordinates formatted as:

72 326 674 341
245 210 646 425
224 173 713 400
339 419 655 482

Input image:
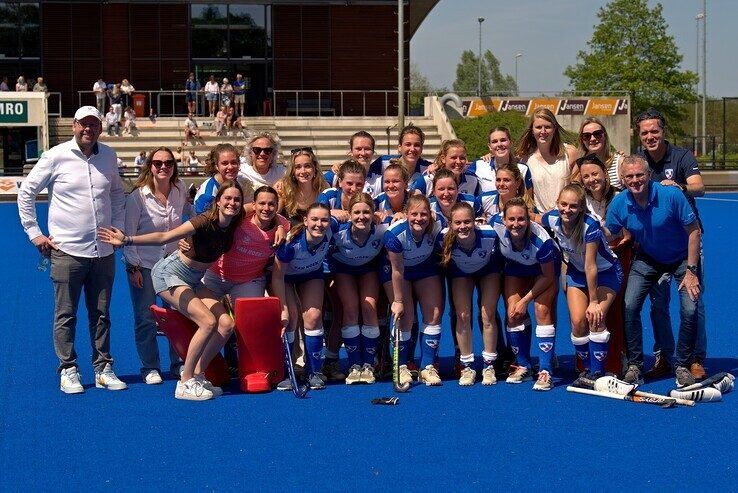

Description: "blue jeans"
128 267 182 375
624 256 703 369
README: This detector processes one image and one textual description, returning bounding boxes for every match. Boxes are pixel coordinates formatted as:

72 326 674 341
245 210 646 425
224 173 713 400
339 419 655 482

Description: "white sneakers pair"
174 375 223 401
60 364 128 394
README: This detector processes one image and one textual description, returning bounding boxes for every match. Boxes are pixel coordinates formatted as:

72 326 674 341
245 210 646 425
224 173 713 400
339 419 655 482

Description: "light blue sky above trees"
411 0 736 97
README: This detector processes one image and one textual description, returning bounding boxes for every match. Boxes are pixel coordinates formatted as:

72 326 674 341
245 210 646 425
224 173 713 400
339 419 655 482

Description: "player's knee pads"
536 324 556 338
589 330 610 344
361 325 380 339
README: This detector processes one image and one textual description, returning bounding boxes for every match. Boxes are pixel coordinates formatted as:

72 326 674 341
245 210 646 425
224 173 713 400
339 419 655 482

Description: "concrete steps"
49 116 444 170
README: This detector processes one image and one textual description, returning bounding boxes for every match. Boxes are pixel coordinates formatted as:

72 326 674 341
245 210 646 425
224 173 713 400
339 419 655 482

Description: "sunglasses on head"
152 159 176 169
575 153 605 167
290 146 314 155
581 129 605 141
251 146 274 156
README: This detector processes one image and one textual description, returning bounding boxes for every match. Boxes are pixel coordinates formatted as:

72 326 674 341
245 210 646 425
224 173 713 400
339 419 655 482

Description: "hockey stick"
391 315 410 393
567 386 676 408
575 375 695 407
283 333 309 398
636 389 695 406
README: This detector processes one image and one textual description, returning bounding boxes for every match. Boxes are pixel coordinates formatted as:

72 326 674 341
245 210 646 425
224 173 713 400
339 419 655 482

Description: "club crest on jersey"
478 250 487 259
538 342 554 353
372 239 381 249
665 168 674 180
346 345 358 353
425 339 439 349
521 252 530 260
593 351 607 361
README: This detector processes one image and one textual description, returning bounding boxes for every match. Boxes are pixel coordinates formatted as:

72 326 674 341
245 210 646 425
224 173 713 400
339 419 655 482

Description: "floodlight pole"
398 0 405 131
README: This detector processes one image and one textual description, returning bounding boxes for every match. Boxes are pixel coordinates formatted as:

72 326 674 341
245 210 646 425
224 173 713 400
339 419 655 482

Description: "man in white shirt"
17 106 128 394
93 78 107 114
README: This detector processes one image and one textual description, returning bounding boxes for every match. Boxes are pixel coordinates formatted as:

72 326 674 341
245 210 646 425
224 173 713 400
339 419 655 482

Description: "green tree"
564 0 697 128
453 49 517 95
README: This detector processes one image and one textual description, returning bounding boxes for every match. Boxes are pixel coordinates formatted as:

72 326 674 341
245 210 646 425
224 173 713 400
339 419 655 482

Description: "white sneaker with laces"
175 378 214 401
345 364 363 385
143 369 163 385
481 366 497 386
196 375 223 397
95 363 128 390
60 367 85 394
532 370 553 391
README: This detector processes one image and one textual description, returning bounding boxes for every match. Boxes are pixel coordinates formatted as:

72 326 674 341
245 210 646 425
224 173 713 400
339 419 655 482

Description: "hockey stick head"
393 380 411 393
294 383 309 398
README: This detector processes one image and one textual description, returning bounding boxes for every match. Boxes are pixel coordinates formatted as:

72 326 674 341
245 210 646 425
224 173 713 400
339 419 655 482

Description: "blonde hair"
281 149 327 218
405 194 435 237
495 165 535 211
134 146 180 191
577 117 615 168
441 202 475 266
243 131 281 168
557 184 588 247
516 108 565 159
432 139 467 171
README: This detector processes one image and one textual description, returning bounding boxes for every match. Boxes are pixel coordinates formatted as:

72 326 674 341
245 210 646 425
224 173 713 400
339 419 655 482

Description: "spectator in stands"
105 107 120 137
32 77 48 92
93 77 107 114
204 75 219 117
0 76 9 91
227 106 243 136
183 112 201 145
123 106 137 136
240 132 286 188
233 73 246 116
15 76 28 91
134 151 147 174
185 72 200 116
214 105 227 136
188 150 201 175
110 84 123 122
220 78 233 107
120 78 135 108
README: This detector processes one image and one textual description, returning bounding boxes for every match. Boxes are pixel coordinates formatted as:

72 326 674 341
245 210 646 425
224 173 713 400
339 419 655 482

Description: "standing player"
366 124 432 197
374 163 410 224
491 198 559 390
540 184 623 379
278 148 328 226
412 139 480 197
439 202 502 386
324 131 376 188
318 159 367 222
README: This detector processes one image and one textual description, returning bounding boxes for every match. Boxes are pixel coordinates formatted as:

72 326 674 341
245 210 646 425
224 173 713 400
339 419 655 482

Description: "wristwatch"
687 264 698 275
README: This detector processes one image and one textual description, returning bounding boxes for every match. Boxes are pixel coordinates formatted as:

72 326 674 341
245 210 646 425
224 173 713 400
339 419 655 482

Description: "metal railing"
78 90 221 118
47 92 63 117
272 89 430 117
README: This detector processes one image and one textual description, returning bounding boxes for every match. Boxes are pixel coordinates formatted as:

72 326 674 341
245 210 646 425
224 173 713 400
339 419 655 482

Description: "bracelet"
123 236 134 246
393 300 403 304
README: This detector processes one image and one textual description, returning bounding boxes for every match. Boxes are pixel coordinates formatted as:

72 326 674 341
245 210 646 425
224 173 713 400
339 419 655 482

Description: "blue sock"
507 324 531 368
341 325 361 367
304 328 324 375
589 330 610 376
361 325 380 367
536 325 556 373
571 334 590 372
420 324 442 368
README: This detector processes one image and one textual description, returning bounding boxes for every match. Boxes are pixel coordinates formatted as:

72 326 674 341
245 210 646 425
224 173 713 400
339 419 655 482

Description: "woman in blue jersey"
383 194 444 386
275 203 335 390
412 139 480 197
325 131 376 188
366 124 432 197
490 197 559 390
429 168 481 226
540 184 622 379
330 192 387 384
193 143 254 214
319 159 367 223
440 202 502 386
374 162 410 224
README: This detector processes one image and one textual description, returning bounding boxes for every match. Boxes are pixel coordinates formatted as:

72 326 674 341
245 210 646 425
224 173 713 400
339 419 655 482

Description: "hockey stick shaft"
391 315 409 392
283 333 308 398
567 386 675 407
633 390 695 407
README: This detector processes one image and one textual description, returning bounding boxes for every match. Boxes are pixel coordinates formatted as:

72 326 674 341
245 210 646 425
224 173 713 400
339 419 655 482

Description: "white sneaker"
398 365 414 386
143 369 163 385
196 375 223 397
175 378 214 401
95 363 128 390
594 375 636 395
360 363 376 384
345 364 363 385
481 366 497 386
420 365 442 386
60 367 85 394
458 367 476 386
532 370 553 391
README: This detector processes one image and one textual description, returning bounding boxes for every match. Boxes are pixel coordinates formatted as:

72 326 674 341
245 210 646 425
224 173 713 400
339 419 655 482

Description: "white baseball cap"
74 105 102 121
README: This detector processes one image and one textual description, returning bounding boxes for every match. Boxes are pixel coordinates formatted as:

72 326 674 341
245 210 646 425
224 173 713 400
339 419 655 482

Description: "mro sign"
0 101 29 123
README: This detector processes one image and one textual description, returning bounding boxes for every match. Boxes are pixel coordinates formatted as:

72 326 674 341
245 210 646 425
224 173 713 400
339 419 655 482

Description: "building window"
191 4 268 60
0 2 40 59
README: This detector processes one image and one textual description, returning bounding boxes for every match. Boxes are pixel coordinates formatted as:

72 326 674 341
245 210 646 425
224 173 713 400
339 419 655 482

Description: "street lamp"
477 17 484 97
695 12 703 154
515 53 523 95
701 0 707 156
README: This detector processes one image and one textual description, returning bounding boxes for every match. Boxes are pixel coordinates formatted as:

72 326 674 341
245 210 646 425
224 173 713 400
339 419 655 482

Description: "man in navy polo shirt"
606 155 703 388
636 109 707 380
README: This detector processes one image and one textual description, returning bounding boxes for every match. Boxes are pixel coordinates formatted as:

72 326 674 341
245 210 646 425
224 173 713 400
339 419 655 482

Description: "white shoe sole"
60 385 85 394
95 380 128 390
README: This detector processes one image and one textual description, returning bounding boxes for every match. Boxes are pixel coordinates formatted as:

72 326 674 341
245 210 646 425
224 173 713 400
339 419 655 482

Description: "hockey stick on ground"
567 386 676 408
283 333 309 398
574 375 694 406
391 315 410 393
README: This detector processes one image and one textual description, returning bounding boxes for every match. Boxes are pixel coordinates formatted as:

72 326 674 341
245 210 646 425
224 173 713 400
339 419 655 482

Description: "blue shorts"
503 256 561 278
206 93 218 102
285 269 325 285
328 258 379 276
186 92 196 102
446 253 503 279
151 253 205 294
566 263 623 293
379 256 440 284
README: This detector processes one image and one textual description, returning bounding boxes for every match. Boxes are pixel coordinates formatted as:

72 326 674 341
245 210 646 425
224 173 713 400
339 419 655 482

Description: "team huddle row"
20 105 705 402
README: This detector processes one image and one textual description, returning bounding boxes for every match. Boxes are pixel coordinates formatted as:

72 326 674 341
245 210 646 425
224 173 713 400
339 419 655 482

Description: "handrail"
77 90 219 118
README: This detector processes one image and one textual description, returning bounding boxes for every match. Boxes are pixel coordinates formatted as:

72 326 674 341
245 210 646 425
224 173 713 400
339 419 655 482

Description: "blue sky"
411 0 737 97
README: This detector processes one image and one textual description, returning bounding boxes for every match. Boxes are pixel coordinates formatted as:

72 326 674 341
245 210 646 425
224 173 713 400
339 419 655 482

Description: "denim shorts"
151 254 205 294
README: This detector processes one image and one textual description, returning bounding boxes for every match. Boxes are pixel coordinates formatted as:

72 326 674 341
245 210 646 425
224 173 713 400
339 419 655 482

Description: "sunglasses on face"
152 159 176 169
252 146 274 156
581 129 604 141
290 146 314 155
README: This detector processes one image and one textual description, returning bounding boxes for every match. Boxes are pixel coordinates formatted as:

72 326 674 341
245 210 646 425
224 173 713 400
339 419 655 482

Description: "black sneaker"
622 364 644 385
675 366 696 389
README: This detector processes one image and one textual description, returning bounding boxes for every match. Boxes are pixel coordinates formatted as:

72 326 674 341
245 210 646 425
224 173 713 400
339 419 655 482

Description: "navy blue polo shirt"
606 181 697 265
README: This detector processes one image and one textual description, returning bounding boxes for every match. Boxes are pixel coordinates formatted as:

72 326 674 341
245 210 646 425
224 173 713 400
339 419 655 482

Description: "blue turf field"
2 195 738 491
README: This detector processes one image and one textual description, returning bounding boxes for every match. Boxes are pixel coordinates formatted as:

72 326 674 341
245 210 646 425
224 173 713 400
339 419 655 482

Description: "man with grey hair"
605 154 703 388
18 105 127 394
